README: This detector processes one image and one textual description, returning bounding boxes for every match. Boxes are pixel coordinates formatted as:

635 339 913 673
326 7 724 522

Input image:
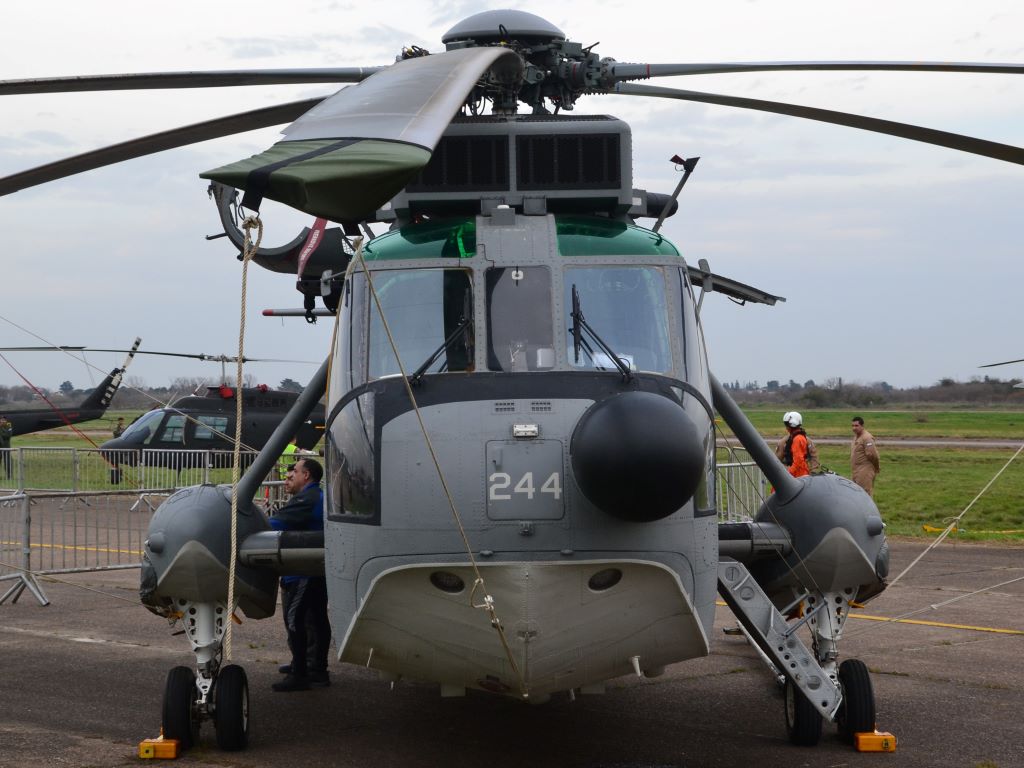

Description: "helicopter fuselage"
324 211 717 697
101 386 324 468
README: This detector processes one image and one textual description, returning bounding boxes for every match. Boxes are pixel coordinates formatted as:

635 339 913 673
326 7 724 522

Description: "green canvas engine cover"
201 138 431 221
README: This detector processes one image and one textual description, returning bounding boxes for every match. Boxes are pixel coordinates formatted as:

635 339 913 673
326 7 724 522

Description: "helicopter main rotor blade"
0 67 383 96
605 60 1024 83
609 83 1024 166
201 47 522 221
0 98 324 196
978 358 1024 368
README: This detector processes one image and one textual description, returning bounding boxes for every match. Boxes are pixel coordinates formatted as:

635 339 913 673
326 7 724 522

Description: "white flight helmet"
783 411 803 428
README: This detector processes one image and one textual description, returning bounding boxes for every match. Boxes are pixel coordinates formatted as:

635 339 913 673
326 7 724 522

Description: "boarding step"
717 558 840 720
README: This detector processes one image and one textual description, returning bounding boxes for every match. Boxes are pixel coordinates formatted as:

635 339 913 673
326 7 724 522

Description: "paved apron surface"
1 538 1021 767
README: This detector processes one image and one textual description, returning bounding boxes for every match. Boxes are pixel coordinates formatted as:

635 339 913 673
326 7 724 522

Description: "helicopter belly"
338 559 708 698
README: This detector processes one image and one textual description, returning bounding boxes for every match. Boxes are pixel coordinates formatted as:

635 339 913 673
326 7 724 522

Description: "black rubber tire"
162 665 198 750
784 677 823 746
214 664 249 751
837 658 876 742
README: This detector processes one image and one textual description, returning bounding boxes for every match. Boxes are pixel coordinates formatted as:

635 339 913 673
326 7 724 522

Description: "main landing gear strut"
718 560 876 747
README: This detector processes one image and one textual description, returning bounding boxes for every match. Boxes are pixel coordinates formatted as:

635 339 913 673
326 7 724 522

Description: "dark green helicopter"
1 344 324 469
2 8 1022 755
89 350 324 471
100 381 324 472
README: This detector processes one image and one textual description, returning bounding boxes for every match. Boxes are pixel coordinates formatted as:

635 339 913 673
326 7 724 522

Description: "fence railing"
0 447 295 605
0 447 282 493
0 493 48 605
0 480 287 606
716 461 767 522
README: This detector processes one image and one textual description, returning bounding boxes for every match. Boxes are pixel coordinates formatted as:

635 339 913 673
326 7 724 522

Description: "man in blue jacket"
270 457 332 692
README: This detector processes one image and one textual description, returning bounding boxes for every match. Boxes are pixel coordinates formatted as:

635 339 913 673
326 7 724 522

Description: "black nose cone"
571 391 706 522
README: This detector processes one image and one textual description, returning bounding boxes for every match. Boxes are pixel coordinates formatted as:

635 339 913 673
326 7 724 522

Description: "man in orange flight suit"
777 411 812 478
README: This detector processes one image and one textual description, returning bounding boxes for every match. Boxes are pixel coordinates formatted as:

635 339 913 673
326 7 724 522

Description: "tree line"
4 375 1021 411
722 376 1024 407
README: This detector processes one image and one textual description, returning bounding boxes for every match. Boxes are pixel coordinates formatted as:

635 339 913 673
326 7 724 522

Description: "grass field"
719 410 1024 542
718 443 1024 541
817 445 1022 540
6 408 1023 542
737 409 1024 439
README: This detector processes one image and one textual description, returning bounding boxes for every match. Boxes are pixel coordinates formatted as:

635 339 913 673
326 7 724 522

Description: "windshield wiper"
410 316 472 385
569 285 632 381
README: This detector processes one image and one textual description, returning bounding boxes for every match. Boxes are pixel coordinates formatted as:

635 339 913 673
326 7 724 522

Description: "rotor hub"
440 10 607 115
442 10 565 47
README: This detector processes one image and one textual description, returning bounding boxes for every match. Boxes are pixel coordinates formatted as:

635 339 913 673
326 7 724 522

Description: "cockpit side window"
678 269 709 392
486 266 555 372
159 414 186 444
335 276 368 398
564 266 672 374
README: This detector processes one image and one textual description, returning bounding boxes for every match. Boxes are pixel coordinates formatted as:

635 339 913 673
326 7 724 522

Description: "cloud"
2 0 1022 390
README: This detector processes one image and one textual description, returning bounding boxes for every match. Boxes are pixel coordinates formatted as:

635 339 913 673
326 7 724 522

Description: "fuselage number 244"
488 471 562 501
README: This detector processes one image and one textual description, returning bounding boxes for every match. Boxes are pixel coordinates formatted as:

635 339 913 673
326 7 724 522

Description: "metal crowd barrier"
0 481 285 606
0 446 296 606
716 461 768 522
0 493 45 604
0 447 273 493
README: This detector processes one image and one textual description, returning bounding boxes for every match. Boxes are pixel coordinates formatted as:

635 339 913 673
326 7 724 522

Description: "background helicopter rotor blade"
0 98 323 196
201 46 522 221
0 347 317 364
0 346 87 351
604 60 1024 83
978 358 1024 368
609 82 1024 166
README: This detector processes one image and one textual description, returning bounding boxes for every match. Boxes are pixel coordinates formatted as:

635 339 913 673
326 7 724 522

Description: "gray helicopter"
3 8 1021 755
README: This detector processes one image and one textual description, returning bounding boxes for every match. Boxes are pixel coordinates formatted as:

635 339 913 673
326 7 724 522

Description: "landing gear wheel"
784 677 823 746
162 666 199 750
836 658 876 742
214 664 249 751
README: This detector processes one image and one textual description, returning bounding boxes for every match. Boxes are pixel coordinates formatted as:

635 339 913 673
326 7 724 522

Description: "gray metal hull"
337 558 708 697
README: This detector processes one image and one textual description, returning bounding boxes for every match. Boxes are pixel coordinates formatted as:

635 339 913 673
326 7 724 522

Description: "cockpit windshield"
120 409 164 444
564 266 673 374
362 268 474 381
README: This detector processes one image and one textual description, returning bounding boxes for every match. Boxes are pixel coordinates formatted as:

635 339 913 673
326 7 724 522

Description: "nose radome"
570 391 706 522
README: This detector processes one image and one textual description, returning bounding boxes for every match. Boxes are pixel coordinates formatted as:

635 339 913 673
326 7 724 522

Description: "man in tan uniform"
850 416 880 495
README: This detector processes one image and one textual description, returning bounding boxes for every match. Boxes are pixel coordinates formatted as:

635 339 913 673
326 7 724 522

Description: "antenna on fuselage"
652 155 699 234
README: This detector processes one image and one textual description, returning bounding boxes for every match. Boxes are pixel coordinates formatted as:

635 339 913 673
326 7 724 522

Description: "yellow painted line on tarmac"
846 613 1024 635
1 538 141 556
715 600 1024 635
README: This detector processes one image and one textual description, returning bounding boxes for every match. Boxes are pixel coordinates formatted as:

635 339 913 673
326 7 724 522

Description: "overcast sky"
1 0 1022 394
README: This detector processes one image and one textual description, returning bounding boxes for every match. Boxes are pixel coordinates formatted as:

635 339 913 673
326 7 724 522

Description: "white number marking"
489 471 562 501
515 472 536 499
488 472 512 500
541 472 562 499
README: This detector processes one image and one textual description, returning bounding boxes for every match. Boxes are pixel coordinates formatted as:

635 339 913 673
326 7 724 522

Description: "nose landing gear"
158 599 251 752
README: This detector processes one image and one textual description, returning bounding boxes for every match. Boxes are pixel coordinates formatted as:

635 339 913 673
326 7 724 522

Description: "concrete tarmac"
1 539 1021 768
